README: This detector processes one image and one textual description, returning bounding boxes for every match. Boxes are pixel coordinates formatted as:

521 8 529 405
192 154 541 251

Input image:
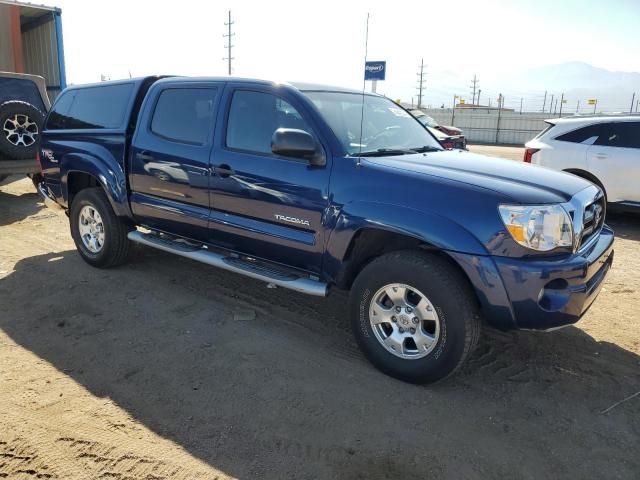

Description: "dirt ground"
1 170 639 479
467 144 527 161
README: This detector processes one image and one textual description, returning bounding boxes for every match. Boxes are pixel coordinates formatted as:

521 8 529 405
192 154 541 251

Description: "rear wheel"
349 250 480 384
69 188 131 268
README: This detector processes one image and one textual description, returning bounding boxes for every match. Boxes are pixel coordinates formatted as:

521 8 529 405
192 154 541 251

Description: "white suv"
525 116 640 210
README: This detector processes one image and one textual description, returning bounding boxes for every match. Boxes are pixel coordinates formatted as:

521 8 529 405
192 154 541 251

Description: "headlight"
498 204 573 251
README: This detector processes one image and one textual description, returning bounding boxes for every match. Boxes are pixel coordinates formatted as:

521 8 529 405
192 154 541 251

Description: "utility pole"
519 97 523 114
549 94 554 114
576 100 580 113
496 93 503 144
470 74 479 105
451 95 458 124
636 99 639 112
631 92 636 114
223 10 235 76
541 91 547 113
559 93 564 117
416 58 426 109
477 89 481 107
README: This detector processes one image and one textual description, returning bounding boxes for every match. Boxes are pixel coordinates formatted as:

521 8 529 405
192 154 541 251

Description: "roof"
290 82 368 95
72 76 371 96
0 0 60 14
548 114 640 124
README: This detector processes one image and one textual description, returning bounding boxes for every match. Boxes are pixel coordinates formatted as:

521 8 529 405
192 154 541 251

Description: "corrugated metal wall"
421 108 551 145
0 5 16 71
22 16 61 99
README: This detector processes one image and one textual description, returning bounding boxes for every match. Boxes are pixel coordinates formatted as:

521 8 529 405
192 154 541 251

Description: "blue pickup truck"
37 76 614 383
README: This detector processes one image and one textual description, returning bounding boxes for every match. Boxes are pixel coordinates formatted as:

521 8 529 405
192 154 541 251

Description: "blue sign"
365 61 386 81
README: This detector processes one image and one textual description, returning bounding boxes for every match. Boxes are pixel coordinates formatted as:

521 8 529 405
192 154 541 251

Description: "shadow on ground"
608 211 640 243
1 249 638 479
0 176 43 226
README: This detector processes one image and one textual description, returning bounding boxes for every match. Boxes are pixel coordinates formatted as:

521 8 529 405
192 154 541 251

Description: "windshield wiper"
355 148 418 157
409 146 442 153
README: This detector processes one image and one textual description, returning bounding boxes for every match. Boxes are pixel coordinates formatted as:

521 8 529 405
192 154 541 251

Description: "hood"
364 150 593 204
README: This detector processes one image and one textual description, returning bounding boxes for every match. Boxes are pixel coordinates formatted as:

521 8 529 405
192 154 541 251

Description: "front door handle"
136 151 154 161
213 164 235 177
595 153 608 160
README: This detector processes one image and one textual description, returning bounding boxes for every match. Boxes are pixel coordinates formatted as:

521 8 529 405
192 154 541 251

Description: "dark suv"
0 71 50 182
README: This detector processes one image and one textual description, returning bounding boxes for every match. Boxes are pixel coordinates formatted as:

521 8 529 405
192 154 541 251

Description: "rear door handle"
213 164 235 177
594 152 608 160
136 151 154 161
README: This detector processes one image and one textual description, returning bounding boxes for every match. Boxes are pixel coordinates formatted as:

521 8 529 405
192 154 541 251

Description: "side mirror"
271 128 326 166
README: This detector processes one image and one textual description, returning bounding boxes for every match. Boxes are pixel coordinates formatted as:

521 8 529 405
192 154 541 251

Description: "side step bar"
127 230 329 297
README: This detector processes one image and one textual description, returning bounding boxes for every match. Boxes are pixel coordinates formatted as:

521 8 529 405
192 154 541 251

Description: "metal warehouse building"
0 0 66 99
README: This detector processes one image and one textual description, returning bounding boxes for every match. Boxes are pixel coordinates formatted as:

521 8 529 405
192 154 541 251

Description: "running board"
127 230 328 297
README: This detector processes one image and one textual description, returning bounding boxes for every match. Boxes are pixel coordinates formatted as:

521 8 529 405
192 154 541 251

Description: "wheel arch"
61 153 132 218
563 168 606 198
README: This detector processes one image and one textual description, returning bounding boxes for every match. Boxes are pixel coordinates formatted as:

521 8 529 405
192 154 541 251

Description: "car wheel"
0 101 45 160
69 187 131 268
349 250 480 384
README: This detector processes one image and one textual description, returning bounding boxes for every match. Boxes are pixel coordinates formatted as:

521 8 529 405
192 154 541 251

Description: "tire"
349 250 480 384
0 101 45 160
69 187 131 268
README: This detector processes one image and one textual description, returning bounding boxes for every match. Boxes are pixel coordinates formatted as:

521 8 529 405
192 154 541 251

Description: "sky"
53 0 640 105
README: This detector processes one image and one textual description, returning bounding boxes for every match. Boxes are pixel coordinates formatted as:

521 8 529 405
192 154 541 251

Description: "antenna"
223 10 235 75
357 12 370 165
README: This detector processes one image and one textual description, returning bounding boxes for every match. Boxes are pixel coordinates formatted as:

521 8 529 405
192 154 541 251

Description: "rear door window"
594 122 640 149
555 123 606 144
150 88 218 145
45 83 134 130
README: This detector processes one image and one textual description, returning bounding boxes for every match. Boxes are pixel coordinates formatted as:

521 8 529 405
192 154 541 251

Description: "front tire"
69 187 131 268
349 250 480 384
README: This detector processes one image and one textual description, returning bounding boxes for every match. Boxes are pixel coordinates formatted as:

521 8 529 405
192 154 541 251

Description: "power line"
223 10 235 76
416 58 426 109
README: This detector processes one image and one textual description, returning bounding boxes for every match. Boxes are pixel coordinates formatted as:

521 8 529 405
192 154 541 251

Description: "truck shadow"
0 178 43 227
1 250 639 479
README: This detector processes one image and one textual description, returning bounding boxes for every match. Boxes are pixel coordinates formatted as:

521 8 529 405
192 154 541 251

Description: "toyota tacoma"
37 77 614 383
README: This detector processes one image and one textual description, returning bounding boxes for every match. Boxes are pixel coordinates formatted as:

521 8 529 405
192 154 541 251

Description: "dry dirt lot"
468 144 526 161
1 169 639 479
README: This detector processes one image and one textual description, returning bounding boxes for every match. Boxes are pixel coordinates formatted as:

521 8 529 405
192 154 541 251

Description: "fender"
60 143 132 218
323 200 489 282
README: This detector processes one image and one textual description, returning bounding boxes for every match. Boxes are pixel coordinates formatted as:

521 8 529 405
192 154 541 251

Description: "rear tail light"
442 142 454 149
524 147 539 163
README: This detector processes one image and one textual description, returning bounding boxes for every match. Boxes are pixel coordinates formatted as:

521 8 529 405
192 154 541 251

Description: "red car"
410 110 462 136
409 110 466 149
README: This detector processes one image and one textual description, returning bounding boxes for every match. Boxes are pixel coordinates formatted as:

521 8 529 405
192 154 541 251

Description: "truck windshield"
302 91 442 156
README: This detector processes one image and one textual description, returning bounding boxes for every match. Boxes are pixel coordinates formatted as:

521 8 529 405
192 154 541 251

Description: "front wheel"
349 251 480 384
69 187 131 268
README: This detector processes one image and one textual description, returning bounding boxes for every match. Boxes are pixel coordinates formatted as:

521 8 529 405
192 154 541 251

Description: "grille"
579 195 605 250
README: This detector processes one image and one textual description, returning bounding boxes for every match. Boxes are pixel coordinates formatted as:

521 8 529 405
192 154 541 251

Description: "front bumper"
451 226 614 331
493 226 614 330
